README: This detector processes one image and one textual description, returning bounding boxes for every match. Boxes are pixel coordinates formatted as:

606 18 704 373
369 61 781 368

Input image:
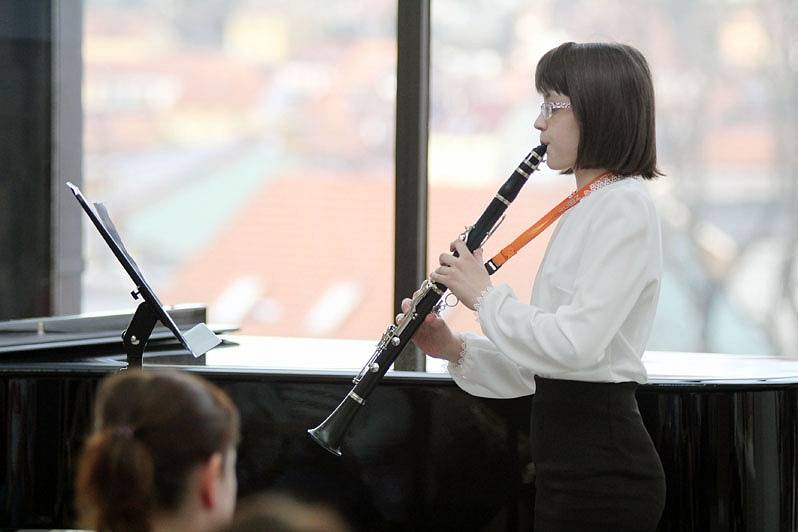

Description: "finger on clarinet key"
452 239 467 254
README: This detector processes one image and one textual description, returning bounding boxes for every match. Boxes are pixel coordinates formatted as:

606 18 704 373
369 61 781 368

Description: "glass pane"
83 0 396 340
430 0 797 356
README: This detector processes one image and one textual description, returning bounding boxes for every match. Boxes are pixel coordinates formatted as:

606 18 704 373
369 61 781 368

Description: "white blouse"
448 177 662 398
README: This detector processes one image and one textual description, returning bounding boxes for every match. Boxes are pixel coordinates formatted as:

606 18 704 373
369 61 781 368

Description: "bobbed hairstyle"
535 42 662 178
75 369 240 532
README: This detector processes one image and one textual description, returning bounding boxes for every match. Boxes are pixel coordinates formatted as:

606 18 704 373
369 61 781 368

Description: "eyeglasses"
540 101 572 120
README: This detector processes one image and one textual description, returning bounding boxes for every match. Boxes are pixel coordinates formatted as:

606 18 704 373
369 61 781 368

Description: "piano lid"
0 305 236 355
3 331 798 387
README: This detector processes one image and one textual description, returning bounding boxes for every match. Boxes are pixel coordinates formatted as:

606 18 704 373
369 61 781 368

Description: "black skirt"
530 376 666 532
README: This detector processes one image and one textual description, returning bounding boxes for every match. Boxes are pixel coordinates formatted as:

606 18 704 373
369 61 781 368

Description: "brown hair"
217 492 352 532
535 42 662 179
75 370 240 532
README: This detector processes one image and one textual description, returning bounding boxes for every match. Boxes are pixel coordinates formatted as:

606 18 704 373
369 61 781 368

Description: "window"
83 1 396 340
81 1 798 358
429 0 797 355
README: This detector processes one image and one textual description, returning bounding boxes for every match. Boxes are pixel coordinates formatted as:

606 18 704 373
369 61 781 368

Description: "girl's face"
534 92 580 171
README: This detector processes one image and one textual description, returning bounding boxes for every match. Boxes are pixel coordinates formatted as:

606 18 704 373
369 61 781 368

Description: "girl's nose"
533 113 546 131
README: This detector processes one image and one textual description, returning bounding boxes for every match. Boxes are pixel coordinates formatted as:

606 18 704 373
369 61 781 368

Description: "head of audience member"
75 369 240 532
216 492 352 532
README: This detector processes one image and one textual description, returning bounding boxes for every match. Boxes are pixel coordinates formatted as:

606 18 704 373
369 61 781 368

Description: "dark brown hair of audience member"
75 369 240 532
216 492 352 532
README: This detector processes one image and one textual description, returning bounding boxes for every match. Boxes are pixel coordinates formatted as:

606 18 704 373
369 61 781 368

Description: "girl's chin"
545 156 575 171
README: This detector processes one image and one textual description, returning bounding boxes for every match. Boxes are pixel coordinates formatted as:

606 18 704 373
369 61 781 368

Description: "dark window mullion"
393 0 430 371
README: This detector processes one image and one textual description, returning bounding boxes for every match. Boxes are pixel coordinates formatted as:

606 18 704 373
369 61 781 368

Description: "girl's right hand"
396 297 462 363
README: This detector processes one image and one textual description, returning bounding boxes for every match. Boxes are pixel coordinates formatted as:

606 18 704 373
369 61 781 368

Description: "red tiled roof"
164 174 571 339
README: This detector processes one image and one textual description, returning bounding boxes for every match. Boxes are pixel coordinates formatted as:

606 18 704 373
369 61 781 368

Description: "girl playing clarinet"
401 41 666 532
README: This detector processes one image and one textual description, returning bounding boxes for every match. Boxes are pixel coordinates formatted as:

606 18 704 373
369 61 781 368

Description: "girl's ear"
198 452 224 508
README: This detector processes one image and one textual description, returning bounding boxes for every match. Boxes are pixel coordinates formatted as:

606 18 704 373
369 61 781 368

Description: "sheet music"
67 182 222 357
184 323 223 356
94 202 146 281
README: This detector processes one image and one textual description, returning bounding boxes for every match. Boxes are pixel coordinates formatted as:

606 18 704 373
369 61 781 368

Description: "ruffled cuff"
472 285 494 321
446 333 471 379
451 332 467 367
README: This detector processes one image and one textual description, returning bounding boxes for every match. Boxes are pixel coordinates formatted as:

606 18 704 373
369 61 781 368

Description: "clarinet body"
308 144 547 456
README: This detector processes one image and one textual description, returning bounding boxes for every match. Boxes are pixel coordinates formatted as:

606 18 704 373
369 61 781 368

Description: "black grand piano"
2 310 797 531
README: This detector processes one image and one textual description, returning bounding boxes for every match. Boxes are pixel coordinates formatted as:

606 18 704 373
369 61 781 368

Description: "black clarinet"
308 144 547 456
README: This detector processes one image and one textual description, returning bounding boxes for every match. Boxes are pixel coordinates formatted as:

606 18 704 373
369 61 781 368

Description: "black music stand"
67 182 221 368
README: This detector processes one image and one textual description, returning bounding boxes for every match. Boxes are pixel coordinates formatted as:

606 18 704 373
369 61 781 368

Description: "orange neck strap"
485 171 620 274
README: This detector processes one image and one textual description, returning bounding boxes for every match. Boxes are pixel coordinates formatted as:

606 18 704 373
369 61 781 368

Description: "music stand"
67 182 221 368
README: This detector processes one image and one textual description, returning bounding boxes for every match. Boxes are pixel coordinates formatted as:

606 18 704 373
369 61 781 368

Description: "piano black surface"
2 336 798 531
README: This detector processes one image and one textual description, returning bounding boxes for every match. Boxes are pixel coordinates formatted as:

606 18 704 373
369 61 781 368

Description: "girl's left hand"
430 239 492 310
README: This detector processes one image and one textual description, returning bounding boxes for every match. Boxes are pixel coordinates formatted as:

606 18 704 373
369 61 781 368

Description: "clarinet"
308 144 547 456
